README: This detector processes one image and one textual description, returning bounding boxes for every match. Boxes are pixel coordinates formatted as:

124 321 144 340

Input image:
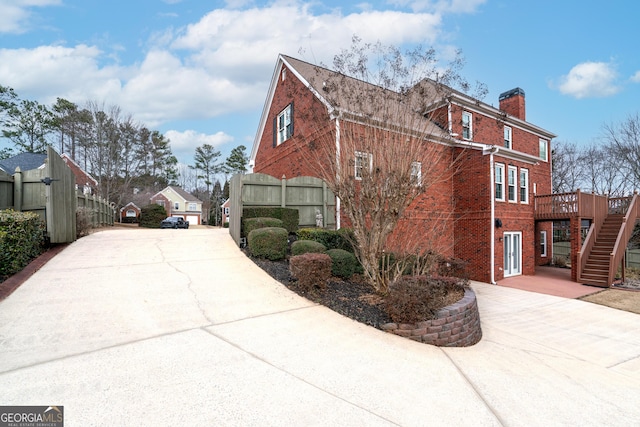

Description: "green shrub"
296 228 355 252
384 276 465 323
248 227 288 260
244 217 283 235
139 204 167 228
291 239 327 256
0 210 45 278
223 222 229 228
243 207 298 234
289 252 332 291
327 248 359 279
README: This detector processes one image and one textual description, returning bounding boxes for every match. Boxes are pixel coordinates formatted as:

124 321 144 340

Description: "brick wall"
254 62 554 284
381 288 482 347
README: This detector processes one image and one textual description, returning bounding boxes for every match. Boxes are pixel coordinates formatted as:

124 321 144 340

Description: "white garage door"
185 215 199 225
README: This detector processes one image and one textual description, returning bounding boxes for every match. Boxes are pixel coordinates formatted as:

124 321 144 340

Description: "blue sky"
1 0 638 168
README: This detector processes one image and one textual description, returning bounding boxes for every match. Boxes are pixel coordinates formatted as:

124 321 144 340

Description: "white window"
504 126 512 149
188 203 197 211
539 139 548 161
277 104 293 145
462 111 472 140
126 209 136 217
156 200 165 207
174 202 179 210
540 230 547 257
508 166 517 202
495 163 505 201
411 161 422 186
224 207 230 215
355 151 372 180
520 169 529 204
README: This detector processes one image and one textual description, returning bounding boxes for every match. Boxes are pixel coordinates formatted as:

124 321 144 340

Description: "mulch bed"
248 252 463 329
250 255 393 328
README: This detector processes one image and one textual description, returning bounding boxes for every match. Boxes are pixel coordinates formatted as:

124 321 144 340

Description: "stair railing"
577 191 609 282
608 193 640 286
577 223 595 283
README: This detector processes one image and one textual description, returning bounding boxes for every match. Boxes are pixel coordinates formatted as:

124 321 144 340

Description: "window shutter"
289 102 294 137
273 116 277 147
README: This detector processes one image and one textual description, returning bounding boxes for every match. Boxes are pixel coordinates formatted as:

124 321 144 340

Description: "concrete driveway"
0 227 639 426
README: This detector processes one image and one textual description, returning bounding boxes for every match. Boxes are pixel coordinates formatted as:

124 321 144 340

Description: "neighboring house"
150 185 203 225
119 202 141 223
61 153 98 195
1 152 97 197
250 54 557 284
221 199 230 225
0 152 47 174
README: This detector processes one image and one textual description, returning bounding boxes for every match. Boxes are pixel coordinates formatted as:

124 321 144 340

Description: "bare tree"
582 143 632 196
289 38 474 293
603 113 640 193
551 140 586 193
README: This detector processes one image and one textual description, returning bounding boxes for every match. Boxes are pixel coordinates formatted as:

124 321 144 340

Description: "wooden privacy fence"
0 147 114 243
229 173 336 246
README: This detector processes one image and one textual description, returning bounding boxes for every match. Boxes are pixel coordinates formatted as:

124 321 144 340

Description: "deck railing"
534 190 609 220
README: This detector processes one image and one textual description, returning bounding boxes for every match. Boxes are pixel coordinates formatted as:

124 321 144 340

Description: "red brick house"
119 202 141 223
250 54 557 284
61 153 98 195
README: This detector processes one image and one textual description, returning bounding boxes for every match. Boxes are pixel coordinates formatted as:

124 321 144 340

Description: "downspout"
487 146 499 285
447 99 453 134
335 117 341 229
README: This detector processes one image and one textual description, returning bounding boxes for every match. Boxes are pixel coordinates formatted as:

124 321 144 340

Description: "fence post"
13 167 22 211
281 175 286 208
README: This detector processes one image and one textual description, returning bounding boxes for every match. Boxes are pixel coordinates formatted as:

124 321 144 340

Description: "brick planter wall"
380 288 482 347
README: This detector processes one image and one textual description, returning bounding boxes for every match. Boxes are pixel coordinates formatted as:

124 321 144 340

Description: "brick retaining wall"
380 288 482 347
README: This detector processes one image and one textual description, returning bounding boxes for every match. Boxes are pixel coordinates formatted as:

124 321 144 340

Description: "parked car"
160 217 189 229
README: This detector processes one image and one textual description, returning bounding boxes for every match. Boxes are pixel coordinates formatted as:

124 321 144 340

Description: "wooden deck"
534 190 639 287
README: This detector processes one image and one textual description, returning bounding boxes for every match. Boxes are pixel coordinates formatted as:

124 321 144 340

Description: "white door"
504 232 522 277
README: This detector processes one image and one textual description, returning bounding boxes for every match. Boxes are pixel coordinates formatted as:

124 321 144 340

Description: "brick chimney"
499 88 525 121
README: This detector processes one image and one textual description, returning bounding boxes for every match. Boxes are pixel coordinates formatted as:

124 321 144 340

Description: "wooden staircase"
580 214 625 287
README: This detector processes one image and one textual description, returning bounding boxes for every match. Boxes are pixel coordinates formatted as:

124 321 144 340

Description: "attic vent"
282 69 287 81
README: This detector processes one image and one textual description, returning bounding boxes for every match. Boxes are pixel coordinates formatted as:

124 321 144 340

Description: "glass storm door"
504 232 522 277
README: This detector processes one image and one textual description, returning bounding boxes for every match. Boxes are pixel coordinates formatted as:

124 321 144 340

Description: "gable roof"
120 202 141 213
250 54 556 167
250 54 457 166
0 152 47 174
151 186 202 203
61 153 98 187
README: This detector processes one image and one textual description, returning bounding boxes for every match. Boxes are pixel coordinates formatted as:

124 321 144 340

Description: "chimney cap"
499 87 525 101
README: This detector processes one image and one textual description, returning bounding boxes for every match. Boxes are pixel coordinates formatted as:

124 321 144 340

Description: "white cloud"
0 44 125 103
0 0 61 33
165 129 234 162
0 1 475 132
631 71 640 83
389 0 486 13
171 4 443 79
557 61 620 99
